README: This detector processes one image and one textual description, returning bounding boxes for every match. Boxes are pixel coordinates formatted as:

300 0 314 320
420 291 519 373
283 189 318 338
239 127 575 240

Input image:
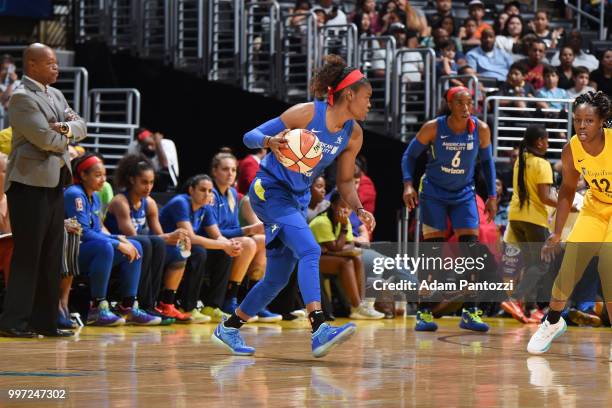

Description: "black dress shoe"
37 329 74 337
0 328 40 338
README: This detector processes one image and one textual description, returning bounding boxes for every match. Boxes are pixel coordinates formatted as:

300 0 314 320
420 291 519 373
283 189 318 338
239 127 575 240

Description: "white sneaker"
349 303 385 320
527 317 567 355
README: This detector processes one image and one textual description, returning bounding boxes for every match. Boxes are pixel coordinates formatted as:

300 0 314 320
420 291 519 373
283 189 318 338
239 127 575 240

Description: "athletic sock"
161 289 176 305
546 309 562 324
122 296 137 308
226 281 240 299
224 313 246 329
309 310 325 333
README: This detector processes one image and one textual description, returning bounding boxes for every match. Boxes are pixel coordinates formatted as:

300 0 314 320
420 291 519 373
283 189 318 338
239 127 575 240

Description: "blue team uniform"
210 186 243 238
159 194 216 264
419 115 481 231
240 98 353 316
64 184 142 300
104 192 148 235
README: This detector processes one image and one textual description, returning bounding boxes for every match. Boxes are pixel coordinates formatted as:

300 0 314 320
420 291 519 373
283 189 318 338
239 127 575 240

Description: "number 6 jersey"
423 115 481 194
570 128 612 204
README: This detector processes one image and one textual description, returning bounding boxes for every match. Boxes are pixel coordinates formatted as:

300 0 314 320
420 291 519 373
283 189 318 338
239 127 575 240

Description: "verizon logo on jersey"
441 165 466 175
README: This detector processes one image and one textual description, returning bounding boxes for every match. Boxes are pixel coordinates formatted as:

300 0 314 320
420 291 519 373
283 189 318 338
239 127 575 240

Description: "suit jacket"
5 76 87 191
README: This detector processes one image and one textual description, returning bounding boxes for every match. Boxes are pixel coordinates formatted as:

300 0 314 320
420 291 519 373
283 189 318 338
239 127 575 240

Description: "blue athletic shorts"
419 178 479 231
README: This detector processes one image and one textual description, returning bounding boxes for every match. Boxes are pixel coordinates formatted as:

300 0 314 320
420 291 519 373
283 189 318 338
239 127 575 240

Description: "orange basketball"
278 129 323 175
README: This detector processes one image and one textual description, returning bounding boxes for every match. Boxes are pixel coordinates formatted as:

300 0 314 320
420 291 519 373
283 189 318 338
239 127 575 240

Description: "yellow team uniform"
566 128 612 242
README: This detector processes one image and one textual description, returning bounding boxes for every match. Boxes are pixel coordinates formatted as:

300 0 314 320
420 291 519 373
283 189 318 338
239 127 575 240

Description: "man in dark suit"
0 43 86 337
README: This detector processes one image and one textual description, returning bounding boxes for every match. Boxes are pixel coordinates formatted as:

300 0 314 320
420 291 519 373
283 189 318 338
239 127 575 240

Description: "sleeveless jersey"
258 98 354 194
570 128 612 204
104 192 148 234
423 115 480 192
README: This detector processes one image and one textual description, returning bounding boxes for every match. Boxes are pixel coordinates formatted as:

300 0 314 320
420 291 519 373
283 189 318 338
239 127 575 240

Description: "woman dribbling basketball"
211 55 375 358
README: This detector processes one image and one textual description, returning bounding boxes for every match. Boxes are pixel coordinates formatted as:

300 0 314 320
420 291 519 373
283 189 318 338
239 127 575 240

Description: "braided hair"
574 91 612 128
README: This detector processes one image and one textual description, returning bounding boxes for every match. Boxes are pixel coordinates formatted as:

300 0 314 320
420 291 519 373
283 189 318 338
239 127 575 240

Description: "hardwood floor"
0 317 610 407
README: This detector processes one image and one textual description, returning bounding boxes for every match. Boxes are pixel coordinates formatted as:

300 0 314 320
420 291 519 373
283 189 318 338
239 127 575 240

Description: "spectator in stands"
313 8 328 27
105 155 200 324
549 30 599 72
209 150 280 322
308 175 330 221
536 64 568 110
589 49 612 97
494 14 525 56
380 1 405 35
352 0 382 35
427 0 458 33
0 55 19 121
556 46 576 90
65 153 161 326
437 40 459 77
355 156 376 215
421 26 464 57
519 38 547 90
528 10 563 49
312 0 347 25
390 23 424 83
567 66 596 98
466 29 514 82
288 0 312 29
503 1 521 16
127 128 176 192
467 0 492 40
497 61 535 108
396 0 429 38
355 12 387 78
237 148 266 195
493 12 509 35
309 191 384 319
459 17 481 47
159 175 242 323
494 178 510 234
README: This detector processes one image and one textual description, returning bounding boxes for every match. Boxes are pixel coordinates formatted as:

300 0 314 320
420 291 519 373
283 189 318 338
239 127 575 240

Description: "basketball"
278 129 323 174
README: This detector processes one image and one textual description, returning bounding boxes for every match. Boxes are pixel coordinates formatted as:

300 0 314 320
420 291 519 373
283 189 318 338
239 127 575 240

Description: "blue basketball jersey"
104 192 148 235
423 115 480 193
258 99 354 194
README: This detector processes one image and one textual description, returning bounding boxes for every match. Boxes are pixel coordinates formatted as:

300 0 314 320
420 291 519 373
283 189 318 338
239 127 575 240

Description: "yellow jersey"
570 128 612 204
508 152 553 228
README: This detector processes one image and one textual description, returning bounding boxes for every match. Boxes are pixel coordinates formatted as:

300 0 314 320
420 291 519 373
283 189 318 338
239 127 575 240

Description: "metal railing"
81 122 139 170
278 11 318 102
140 0 170 59
172 0 206 72
55 67 89 117
484 96 574 162
87 88 141 125
241 1 280 94
75 0 107 43
393 47 435 141
108 0 136 50
317 24 358 68
564 0 607 40
206 0 241 82
359 36 395 133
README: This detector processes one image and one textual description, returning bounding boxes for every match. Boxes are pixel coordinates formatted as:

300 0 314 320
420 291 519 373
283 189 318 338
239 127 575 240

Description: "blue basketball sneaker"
211 318 256 356
311 322 356 358
459 307 489 332
414 310 438 332
257 307 282 323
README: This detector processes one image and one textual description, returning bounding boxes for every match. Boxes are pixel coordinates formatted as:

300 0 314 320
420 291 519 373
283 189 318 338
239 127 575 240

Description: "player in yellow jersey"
528 91 612 355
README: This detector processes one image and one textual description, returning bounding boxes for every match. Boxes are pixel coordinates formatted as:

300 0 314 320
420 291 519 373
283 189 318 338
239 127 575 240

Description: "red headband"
137 129 152 141
73 155 102 183
327 70 365 106
446 86 471 104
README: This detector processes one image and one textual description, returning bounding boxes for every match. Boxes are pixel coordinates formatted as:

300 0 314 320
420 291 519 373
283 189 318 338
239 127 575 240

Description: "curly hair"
310 54 369 103
574 91 612 128
113 154 155 191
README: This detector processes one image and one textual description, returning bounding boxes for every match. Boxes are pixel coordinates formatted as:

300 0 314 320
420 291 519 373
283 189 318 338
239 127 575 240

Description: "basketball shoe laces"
419 311 434 323
225 327 248 348
467 309 484 323
532 320 555 342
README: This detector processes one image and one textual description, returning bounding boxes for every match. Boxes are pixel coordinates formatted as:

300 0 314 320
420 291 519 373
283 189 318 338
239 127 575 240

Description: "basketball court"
1 318 610 407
